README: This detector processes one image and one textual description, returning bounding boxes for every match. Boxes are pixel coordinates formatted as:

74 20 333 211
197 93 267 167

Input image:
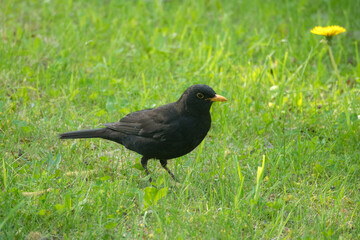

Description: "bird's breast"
172 114 211 152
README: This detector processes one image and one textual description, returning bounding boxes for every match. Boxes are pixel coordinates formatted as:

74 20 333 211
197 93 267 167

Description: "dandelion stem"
327 45 342 83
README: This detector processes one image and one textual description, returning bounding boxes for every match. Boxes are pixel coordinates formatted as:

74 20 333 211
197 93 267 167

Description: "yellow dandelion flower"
310 25 346 37
310 26 346 82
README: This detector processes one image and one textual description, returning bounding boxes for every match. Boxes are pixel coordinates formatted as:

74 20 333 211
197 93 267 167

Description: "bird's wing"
104 106 178 141
104 109 150 135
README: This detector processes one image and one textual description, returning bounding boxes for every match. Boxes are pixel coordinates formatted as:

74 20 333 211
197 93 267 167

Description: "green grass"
1 0 360 238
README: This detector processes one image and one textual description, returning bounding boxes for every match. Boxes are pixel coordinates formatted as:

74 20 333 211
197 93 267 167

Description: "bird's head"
177 84 227 114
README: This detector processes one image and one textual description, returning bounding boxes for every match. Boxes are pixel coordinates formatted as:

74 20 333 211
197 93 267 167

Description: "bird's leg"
160 160 178 182
141 157 152 183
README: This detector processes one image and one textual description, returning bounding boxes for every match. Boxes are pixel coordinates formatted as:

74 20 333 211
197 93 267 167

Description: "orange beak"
208 94 227 102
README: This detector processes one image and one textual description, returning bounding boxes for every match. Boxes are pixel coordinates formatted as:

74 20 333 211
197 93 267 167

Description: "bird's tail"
59 128 107 139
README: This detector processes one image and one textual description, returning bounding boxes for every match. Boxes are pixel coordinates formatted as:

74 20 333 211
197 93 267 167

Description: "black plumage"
59 84 227 182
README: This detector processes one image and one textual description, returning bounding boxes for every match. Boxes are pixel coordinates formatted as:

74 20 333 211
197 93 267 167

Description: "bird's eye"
196 93 204 99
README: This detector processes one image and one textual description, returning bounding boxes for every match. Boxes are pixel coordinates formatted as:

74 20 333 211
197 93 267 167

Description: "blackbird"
59 84 227 182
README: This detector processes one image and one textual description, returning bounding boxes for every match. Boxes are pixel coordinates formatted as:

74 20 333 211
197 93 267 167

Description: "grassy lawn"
1 0 360 238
